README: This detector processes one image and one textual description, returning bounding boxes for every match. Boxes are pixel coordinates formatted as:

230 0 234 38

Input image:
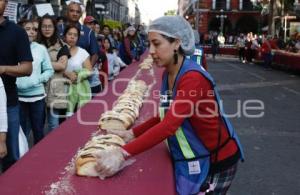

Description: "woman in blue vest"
95 16 244 195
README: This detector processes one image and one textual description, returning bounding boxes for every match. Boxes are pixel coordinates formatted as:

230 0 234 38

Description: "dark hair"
32 17 40 24
113 30 123 42
102 24 111 31
37 14 58 48
161 34 184 54
126 28 136 40
67 2 82 13
103 37 113 54
63 24 80 37
56 16 66 23
137 24 143 31
17 18 32 27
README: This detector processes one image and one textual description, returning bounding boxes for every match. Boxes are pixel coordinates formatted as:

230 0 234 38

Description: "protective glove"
105 129 134 143
94 147 134 180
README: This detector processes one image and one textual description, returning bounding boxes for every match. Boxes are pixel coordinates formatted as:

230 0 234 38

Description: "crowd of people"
235 32 300 68
202 30 300 69
0 0 147 172
203 31 300 54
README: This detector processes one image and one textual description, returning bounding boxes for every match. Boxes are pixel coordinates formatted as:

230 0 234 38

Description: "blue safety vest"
187 47 203 67
159 58 244 195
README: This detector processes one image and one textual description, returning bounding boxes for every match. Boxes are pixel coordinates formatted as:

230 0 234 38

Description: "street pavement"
207 56 300 195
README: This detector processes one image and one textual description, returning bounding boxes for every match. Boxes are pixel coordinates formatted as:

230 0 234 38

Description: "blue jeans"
19 99 45 145
91 84 102 98
47 108 66 132
263 53 273 68
2 104 20 171
47 108 60 132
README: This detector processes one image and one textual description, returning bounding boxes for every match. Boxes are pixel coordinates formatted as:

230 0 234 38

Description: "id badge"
188 160 201 175
160 94 168 103
194 49 203 56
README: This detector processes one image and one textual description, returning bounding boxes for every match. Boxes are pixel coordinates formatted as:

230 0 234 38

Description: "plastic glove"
105 129 134 143
94 147 134 180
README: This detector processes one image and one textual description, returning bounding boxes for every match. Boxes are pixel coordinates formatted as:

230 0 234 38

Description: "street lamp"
216 9 227 34
100 10 109 15
97 10 109 25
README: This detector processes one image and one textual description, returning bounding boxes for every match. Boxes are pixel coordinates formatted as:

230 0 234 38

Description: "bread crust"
75 134 125 177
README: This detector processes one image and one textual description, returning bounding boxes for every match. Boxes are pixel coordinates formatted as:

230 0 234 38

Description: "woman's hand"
105 129 135 143
94 147 127 179
65 71 77 84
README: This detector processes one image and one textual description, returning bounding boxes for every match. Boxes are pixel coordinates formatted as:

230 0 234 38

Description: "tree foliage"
164 10 177 16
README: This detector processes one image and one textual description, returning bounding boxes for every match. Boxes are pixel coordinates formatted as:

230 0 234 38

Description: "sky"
138 0 178 25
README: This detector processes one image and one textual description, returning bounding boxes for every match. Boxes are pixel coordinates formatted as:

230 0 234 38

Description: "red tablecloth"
254 50 300 71
0 54 176 195
203 46 238 55
272 50 300 71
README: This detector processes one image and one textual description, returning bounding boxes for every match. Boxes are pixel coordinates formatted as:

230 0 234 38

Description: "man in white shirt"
0 77 7 158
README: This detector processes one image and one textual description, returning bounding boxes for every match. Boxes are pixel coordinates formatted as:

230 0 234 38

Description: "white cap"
148 16 195 55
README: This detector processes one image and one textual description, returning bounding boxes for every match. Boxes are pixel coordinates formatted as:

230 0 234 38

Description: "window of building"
216 0 227 10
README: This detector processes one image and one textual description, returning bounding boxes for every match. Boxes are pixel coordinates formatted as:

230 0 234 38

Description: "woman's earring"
173 49 178 65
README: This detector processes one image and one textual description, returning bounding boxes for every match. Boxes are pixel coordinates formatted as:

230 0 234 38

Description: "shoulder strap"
59 24 64 37
88 29 92 46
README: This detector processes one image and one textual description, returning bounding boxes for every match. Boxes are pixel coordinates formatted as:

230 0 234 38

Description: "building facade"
127 0 140 24
190 0 261 35
7 0 141 25
86 0 140 24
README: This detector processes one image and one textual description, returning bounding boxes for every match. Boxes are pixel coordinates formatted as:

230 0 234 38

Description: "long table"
203 45 238 56
0 54 176 195
254 50 300 71
272 50 300 71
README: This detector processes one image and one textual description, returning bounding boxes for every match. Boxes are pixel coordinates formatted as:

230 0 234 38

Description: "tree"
258 0 296 35
268 0 274 35
164 10 176 16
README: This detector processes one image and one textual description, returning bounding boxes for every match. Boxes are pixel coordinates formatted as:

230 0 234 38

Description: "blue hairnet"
148 16 195 55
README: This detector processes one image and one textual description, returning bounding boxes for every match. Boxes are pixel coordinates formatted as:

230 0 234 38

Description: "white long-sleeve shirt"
106 52 127 80
0 77 7 133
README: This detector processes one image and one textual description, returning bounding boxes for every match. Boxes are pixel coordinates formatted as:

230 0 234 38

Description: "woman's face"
24 22 37 43
41 18 55 38
103 39 110 50
148 32 179 68
95 24 101 34
65 27 78 47
128 30 135 36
